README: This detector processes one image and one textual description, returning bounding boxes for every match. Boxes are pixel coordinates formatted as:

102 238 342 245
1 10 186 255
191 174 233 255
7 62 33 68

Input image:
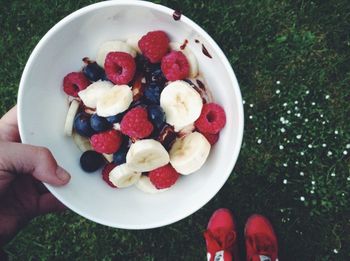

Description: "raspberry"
104 52 136 85
161 51 189 81
149 164 179 189
90 130 122 154
138 31 169 63
120 107 154 139
201 132 220 145
63 72 90 97
195 103 226 134
102 163 117 188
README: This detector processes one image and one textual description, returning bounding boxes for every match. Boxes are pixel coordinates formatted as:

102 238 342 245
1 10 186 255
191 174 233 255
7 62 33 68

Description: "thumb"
0 142 70 190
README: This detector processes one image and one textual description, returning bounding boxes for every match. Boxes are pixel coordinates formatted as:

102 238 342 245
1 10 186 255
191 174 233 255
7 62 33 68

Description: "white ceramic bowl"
18 0 244 229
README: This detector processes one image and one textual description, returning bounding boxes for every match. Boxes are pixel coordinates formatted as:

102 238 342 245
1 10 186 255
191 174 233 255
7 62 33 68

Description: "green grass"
1 0 350 260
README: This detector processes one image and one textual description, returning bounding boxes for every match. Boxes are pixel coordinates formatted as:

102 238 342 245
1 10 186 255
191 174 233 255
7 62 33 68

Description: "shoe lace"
204 227 236 253
248 233 276 258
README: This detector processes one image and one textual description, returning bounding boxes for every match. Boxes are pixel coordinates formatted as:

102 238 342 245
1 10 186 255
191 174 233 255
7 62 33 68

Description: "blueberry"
83 62 106 82
106 112 125 124
113 147 128 165
80 150 105 172
90 114 112 132
113 136 130 165
147 105 165 130
144 82 161 104
150 68 166 86
74 112 95 137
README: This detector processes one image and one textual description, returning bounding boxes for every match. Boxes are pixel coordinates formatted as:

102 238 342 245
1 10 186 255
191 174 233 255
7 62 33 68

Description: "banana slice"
169 132 211 175
135 175 169 194
103 153 113 163
170 42 198 78
96 85 133 117
72 132 93 152
96 40 137 67
160 80 203 131
126 139 170 172
126 35 142 54
64 99 80 136
109 163 141 188
78 81 113 108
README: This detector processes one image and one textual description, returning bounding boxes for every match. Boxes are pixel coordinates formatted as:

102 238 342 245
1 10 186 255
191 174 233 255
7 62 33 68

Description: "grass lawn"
1 0 350 260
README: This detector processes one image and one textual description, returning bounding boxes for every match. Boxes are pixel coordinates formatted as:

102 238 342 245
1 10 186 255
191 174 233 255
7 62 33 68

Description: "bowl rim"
17 0 244 229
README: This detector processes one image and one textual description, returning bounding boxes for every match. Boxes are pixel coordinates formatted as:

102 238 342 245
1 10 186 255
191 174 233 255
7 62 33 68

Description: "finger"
0 105 20 142
0 142 71 188
34 179 49 195
37 193 67 215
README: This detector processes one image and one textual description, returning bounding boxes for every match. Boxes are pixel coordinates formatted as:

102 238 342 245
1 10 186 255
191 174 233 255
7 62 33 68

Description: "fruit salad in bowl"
18 1 243 228
63 30 227 193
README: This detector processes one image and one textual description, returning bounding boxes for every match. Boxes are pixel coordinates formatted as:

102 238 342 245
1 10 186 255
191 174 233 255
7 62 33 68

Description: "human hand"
0 105 70 246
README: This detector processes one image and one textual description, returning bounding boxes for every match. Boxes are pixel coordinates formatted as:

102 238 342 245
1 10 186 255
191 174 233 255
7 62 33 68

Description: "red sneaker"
203 208 240 261
244 215 278 261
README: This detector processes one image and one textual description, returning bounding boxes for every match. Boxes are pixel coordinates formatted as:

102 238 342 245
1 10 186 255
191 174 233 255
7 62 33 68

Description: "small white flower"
296 113 301 117
279 145 284 150
287 110 291 114
306 90 310 94
283 102 287 107
296 134 302 139
322 143 327 147
346 144 350 149
285 119 289 124
327 151 333 156
320 114 323 118
283 179 288 184
310 190 314 194
334 130 339 135
347 177 350 181
305 118 309 122
325 95 330 99
295 161 299 165
300 151 305 156
276 80 281 84
257 139 262 144
250 104 254 108
300 171 305 176
249 115 253 119
276 89 281 94
331 173 336 177
294 106 299 111
300 196 305 201
280 117 285 122
281 128 286 133
308 144 313 148
294 101 299 104
309 161 313 164
311 102 316 106
311 181 316 185
283 163 288 167
343 150 348 155
242 100 246 104
333 249 338 254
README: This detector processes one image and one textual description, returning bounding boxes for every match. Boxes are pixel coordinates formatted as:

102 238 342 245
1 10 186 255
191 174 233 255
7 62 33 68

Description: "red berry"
102 163 117 188
161 51 189 81
149 164 179 189
120 107 154 139
195 103 226 134
201 132 220 145
138 31 169 63
104 52 136 85
90 130 122 154
63 72 90 97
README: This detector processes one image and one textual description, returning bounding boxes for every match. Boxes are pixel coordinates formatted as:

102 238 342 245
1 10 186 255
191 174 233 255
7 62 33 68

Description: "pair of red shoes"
204 209 278 261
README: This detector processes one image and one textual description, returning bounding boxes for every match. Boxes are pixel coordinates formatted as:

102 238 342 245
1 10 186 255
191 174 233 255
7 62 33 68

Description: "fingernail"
56 166 71 182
